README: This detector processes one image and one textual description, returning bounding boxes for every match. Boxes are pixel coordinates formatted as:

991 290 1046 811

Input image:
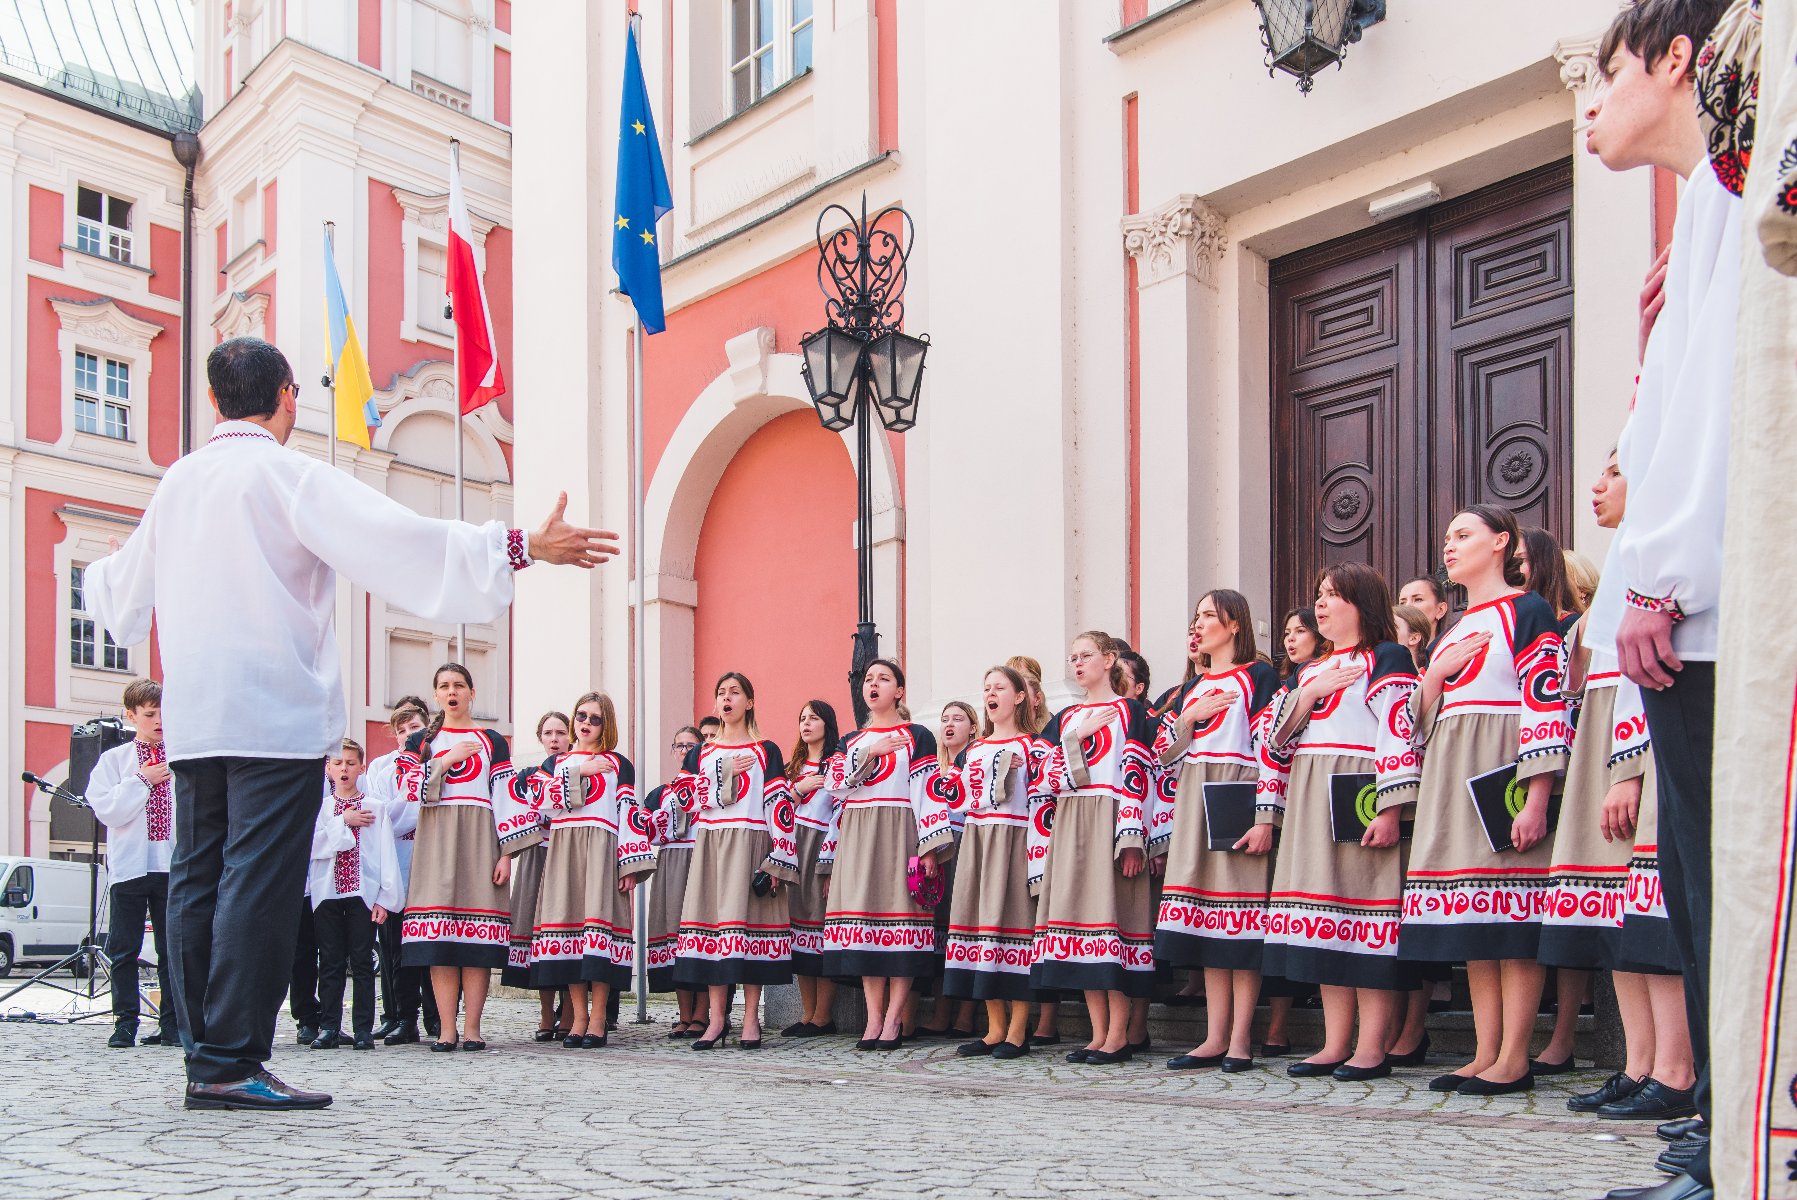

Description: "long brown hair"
1196 589 1262 671
424 662 474 741
1320 564 1398 651
980 665 1044 737
865 658 911 723
1281 606 1331 671
785 699 840 782
570 691 619 753
1458 503 1527 589
1523 525 1581 617
714 671 760 738
1073 630 1126 694
937 701 981 769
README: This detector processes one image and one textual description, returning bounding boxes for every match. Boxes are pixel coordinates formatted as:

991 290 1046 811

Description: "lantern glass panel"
866 331 929 411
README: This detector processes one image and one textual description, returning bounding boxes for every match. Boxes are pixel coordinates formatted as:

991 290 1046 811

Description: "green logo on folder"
1503 776 1528 819
1356 782 1379 828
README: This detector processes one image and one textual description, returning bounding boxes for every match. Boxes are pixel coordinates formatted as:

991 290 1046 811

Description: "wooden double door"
1270 161 1575 616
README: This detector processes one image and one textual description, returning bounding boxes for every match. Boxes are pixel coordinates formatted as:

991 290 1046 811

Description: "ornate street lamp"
799 195 930 725
1253 0 1386 94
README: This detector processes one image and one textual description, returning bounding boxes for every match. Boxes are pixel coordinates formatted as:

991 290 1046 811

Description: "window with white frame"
73 351 131 441
416 240 452 336
75 186 133 263
728 0 813 115
69 565 129 671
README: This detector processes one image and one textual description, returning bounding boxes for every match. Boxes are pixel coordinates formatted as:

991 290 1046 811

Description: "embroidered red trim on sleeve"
1625 589 1686 622
506 528 531 572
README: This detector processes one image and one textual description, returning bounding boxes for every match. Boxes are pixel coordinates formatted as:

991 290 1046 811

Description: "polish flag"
447 140 506 414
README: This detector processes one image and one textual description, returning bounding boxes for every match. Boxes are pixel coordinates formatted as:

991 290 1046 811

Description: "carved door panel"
1270 161 1574 618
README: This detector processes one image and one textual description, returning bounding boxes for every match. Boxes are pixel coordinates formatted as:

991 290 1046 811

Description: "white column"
641 573 695 785
1122 194 1228 677
1556 35 1655 560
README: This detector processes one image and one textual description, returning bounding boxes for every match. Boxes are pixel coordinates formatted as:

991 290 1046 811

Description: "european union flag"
613 22 673 334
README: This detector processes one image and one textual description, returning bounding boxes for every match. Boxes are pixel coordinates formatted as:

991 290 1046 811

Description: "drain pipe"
171 131 202 456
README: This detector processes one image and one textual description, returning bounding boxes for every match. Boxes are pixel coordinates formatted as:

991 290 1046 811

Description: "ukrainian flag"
323 225 379 449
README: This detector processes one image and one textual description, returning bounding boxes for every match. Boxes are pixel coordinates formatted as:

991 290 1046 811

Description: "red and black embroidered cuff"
506 528 531 572
1625 590 1686 622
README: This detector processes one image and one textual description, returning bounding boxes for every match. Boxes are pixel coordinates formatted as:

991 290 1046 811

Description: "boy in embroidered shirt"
87 678 180 1050
307 740 401 1050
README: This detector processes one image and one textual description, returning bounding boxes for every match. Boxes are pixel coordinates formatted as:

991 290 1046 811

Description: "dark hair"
535 710 570 740
1280 606 1331 672
1197 589 1262 671
786 700 841 782
424 662 474 741
391 695 429 731
1320 563 1398 651
1118 651 1150 700
713 671 759 737
122 677 162 711
1401 576 1447 607
1598 0 1731 79
864 658 910 720
206 337 292 421
1521 526 1581 617
1458 504 1527 588
697 715 722 730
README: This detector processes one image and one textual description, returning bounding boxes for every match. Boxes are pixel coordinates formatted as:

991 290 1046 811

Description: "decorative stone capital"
1122 194 1227 288
724 326 776 404
212 290 270 342
1554 35 1603 106
53 296 163 351
392 186 497 245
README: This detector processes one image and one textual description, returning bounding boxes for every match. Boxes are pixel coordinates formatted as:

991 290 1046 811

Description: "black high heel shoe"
739 1036 763 1050
691 1032 727 1051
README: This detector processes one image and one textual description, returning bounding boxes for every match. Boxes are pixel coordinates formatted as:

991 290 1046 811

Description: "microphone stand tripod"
0 775 159 1026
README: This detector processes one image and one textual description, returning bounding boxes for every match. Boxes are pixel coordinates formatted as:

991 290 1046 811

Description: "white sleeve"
311 798 354 861
289 461 525 625
370 815 403 912
86 747 149 830
81 510 159 649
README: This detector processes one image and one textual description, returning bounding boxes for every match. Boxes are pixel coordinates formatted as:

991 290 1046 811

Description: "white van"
0 857 107 977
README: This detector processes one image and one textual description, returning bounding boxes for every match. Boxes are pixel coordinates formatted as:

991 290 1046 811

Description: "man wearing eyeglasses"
81 336 620 1111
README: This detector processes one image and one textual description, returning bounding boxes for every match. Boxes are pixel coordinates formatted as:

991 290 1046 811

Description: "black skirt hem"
1029 962 1154 999
1153 929 1265 972
499 965 536 990
1536 926 1623 972
1619 917 1683 975
820 950 937 979
1263 944 1417 991
646 966 677 992
578 957 635 988
673 959 794 987
941 967 1034 1002
401 944 506 970
1398 923 1541 963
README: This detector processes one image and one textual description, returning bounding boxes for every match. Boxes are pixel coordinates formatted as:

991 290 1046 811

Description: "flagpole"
325 222 338 472
632 315 650 1025
450 141 468 665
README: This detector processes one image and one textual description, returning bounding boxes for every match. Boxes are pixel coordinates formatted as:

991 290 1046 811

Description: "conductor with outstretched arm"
83 336 617 1111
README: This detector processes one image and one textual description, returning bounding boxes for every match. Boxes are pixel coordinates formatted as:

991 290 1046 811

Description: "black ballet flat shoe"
562 1033 585 1049
1083 1048 1133 1065
461 1040 487 1052
533 1028 559 1043
1064 1048 1093 1064
739 1038 763 1050
429 1040 459 1053
990 1041 1030 1060
781 1021 812 1037
1031 1034 1064 1047
1332 1060 1392 1082
957 1039 997 1058
1455 1072 1534 1096
874 1037 904 1051
1428 1072 1472 1092
1166 1053 1225 1071
854 1038 880 1051
581 1034 607 1049
1257 1042 1292 1058
1596 1078 1697 1121
1657 1117 1706 1143
1569 1072 1644 1114
1387 1035 1431 1067
1220 1056 1256 1073
1287 1059 1349 1078
811 1022 839 1036
1127 1037 1152 1053
1529 1055 1576 1076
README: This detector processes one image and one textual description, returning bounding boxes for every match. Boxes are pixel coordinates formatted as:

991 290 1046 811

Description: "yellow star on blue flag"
613 23 673 333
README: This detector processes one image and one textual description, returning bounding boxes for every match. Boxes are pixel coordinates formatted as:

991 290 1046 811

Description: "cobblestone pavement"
0 991 1668 1200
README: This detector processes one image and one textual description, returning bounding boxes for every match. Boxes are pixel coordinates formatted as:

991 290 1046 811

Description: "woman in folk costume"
1030 630 1160 1065
675 672 801 1051
529 692 655 1048
821 658 958 1050
1004 654 1068 1050
1261 564 1421 1081
939 667 1049 1059
781 699 841 1037
643 725 703 1036
913 702 981 1040
1151 591 1281 1072
397 663 545 1052
1556 452 1695 1121
504 710 568 1042
1400 505 1572 1096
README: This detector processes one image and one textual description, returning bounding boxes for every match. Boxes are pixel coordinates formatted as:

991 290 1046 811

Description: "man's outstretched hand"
528 492 620 569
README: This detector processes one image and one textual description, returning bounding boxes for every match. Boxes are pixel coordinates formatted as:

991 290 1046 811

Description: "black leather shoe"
781 1021 812 1037
1166 1052 1224 1071
1457 1072 1535 1096
811 1022 839 1036
423 1018 441 1039
1064 1048 1092 1064
372 1018 403 1040
1657 1117 1705 1143
1429 1072 1472 1092
1083 1048 1132 1064
691 1035 724 1051
383 1022 419 1046
1654 1133 1707 1176
1387 1035 1430 1067
1604 1172 1713 1200
184 1070 332 1111
1288 1059 1348 1078
854 1038 879 1051
353 1034 375 1050
310 1030 342 1050
429 1039 458 1052
1220 1056 1255 1073
1597 1078 1697 1121
1127 1037 1151 1053
108 1026 136 1049
140 1031 163 1046
581 1034 607 1049
1569 1072 1643 1113
874 1037 905 1051
1530 1055 1576 1076
295 1024 318 1046
991 1041 1030 1060
1333 1060 1392 1082
152 1031 181 1047
956 1039 996 1057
